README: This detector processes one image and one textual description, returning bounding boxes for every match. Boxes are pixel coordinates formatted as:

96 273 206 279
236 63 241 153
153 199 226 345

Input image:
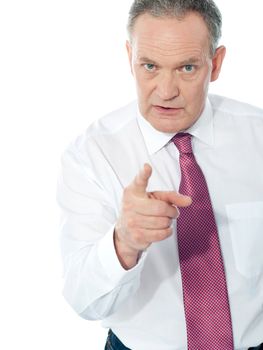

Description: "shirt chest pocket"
226 201 263 278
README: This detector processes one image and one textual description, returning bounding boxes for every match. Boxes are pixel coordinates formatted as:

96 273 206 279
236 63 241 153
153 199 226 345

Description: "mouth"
153 105 184 115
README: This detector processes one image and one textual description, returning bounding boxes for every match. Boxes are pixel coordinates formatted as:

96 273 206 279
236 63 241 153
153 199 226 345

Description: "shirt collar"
136 97 214 155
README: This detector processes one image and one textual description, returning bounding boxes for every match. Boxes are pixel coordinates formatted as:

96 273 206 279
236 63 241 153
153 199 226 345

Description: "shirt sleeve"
57 140 147 320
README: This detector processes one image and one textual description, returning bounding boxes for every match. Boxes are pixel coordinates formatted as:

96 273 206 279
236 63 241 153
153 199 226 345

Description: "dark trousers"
104 329 262 350
104 330 131 350
249 345 263 350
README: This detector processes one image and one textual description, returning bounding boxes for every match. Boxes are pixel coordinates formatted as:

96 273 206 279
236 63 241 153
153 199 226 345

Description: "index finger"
152 191 192 207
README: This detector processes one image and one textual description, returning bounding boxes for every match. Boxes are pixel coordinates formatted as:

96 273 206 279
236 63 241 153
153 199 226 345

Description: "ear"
126 40 134 75
210 46 226 82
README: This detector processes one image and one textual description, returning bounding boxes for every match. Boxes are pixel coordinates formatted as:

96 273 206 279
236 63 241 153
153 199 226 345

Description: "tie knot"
173 133 193 154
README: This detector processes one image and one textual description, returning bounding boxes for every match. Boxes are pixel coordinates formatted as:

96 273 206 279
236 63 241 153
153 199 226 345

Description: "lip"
153 105 184 116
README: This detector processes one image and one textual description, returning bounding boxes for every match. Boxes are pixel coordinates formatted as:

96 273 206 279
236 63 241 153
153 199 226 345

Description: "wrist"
113 229 141 270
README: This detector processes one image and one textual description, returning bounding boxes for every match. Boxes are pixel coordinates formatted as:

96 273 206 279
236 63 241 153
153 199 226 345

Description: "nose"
156 71 179 101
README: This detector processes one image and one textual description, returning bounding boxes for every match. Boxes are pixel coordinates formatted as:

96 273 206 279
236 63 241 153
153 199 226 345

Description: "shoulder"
208 94 263 119
86 100 138 137
67 100 138 151
60 100 146 189
62 100 141 167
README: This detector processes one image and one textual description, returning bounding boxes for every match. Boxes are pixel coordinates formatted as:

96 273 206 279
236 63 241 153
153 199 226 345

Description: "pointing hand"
114 163 192 269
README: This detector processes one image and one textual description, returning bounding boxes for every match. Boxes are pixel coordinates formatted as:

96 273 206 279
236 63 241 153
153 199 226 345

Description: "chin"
151 122 183 134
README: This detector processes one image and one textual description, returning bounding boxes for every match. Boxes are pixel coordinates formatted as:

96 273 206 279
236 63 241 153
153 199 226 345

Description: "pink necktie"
173 133 234 349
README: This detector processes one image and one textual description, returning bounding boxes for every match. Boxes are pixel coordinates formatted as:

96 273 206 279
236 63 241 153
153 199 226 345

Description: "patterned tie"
173 133 234 349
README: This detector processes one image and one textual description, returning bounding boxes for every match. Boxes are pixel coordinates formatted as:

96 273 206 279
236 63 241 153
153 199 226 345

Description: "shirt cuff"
96 225 147 286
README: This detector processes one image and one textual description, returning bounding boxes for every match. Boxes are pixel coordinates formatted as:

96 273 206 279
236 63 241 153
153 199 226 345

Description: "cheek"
135 73 154 99
182 79 210 115
186 73 210 100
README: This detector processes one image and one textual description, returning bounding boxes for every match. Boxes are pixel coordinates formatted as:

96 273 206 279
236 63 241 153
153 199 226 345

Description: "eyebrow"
138 56 202 66
138 57 158 64
177 57 202 65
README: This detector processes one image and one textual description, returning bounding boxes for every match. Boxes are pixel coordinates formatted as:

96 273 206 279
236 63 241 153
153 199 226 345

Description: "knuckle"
133 229 144 244
156 217 169 228
163 217 172 228
155 202 166 215
154 228 173 241
166 227 173 236
127 216 136 229
154 231 165 241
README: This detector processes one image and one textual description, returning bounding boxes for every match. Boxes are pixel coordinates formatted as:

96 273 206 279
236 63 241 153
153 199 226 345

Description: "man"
57 0 263 349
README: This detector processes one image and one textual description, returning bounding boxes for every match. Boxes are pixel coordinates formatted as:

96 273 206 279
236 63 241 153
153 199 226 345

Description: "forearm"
58 142 147 319
62 228 146 320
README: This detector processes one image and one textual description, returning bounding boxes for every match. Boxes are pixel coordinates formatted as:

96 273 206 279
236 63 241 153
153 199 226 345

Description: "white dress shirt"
57 94 263 350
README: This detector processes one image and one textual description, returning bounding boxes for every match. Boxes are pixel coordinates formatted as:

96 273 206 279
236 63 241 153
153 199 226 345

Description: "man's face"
127 12 226 133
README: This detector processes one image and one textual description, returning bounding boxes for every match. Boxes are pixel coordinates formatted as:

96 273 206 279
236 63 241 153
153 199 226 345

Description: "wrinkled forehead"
131 12 211 57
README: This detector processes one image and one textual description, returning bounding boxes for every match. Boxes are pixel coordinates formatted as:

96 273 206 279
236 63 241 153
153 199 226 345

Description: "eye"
143 63 156 72
182 64 195 73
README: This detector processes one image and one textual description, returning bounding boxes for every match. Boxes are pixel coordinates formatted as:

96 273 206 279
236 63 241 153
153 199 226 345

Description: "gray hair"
127 0 222 56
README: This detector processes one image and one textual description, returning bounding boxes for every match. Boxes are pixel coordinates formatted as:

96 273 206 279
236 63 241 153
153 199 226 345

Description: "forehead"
131 13 210 60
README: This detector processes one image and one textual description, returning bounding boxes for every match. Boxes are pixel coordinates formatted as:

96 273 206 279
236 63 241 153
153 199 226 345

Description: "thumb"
131 163 152 196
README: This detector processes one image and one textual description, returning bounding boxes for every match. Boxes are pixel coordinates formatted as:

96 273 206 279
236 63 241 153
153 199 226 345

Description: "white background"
0 1 262 349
